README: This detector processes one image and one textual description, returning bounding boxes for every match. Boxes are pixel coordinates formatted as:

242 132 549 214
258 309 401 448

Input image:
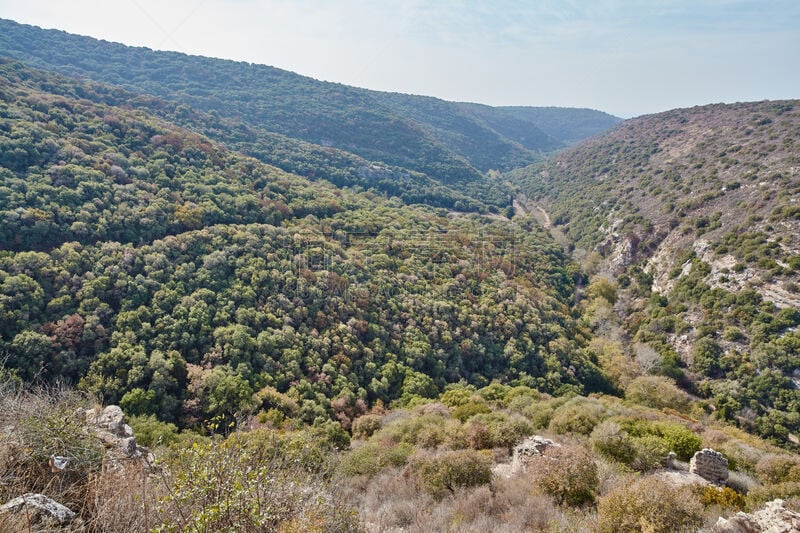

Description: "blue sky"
1 0 797 117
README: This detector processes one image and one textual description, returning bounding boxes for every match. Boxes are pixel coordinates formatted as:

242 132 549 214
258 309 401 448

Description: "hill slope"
0 18 619 207
513 100 800 443
0 59 608 427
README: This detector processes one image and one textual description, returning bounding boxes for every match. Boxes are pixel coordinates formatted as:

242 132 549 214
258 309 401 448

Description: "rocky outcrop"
84 405 152 469
0 493 83 532
713 499 800 533
690 448 728 485
511 435 560 472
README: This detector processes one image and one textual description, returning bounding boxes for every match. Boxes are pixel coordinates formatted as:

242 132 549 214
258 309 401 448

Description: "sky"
0 0 797 117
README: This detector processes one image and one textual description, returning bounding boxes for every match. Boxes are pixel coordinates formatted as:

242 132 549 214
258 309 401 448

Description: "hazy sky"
1 0 797 117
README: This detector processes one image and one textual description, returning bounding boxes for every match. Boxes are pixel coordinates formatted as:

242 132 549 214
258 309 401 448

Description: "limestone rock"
690 448 728 484
713 499 800 533
0 493 83 532
84 405 150 467
511 435 560 472
85 405 130 437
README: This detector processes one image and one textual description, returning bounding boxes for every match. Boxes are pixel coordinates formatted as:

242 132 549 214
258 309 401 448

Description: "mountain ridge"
0 17 620 208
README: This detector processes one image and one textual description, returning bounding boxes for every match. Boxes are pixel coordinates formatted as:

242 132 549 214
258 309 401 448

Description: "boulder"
511 435 560 472
0 493 83 532
84 405 151 468
713 499 800 533
690 448 728 484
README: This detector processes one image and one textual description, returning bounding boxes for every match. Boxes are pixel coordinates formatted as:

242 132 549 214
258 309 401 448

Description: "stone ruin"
689 448 729 485
511 435 560 472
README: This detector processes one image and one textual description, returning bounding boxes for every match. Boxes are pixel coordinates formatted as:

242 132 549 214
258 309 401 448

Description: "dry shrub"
85 461 163 532
528 445 599 505
465 420 492 450
755 453 800 484
746 481 800 511
355 468 435 531
597 475 704 533
0 384 103 515
725 470 758 495
426 484 560 533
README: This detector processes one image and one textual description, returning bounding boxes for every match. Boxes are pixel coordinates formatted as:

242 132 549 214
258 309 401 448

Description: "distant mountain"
0 18 619 209
513 100 800 443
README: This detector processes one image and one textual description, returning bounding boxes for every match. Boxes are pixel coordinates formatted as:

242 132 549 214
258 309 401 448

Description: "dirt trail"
515 195 569 250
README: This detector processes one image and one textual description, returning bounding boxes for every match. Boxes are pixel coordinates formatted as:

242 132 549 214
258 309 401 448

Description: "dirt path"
515 195 570 250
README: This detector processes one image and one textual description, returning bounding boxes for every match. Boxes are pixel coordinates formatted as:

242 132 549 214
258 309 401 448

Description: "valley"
0 16 799 533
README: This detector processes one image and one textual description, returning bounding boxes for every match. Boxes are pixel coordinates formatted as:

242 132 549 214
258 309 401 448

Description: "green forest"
2 17 800 533
0 59 605 431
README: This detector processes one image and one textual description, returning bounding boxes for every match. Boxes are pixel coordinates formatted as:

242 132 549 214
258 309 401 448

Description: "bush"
755 454 800 485
380 413 450 446
698 485 746 510
452 401 490 422
651 421 702 461
155 431 361 531
591 420 636 464
439 384 476 407
630 435 670 472
337 441 414 478
548 398 604 435
351 413 382 440
529 446 599 506
625 375 691 412
597 476 704 533
129 414 180 448
407 449 492 499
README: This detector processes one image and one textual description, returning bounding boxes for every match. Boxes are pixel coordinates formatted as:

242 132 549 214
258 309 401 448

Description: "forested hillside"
513 101 800 443
0 60 608 430
3 16 800 533
0 18 619 210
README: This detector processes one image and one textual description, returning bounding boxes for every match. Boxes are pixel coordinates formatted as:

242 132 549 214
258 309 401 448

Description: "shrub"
597 476 704 533
651 421 702 461
337 441 414 478
439 384 476 407
452 401 490 422
129 414 180 448
155 431 361 532
407 449 492 499
698 485 746 510
548 398 604 435
630 435 670 472
625 375 691 412
755 454 800 485
529 445 599 506
591 420 636 464
380 413 450 446
351 413 382 439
